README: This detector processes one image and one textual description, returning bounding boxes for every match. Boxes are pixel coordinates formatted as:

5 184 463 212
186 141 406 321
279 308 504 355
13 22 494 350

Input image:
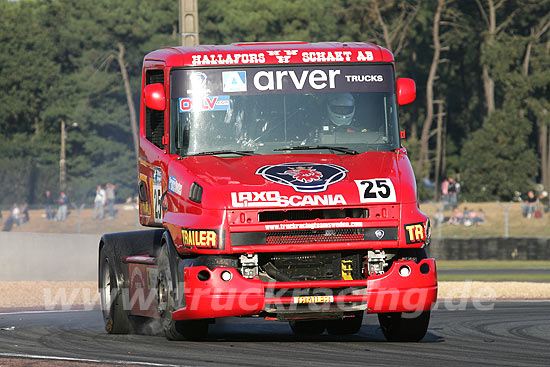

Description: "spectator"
21 203 29 223
93 185 106 220
474 208 486 225
44 190 55 220
105 183 116 219
448 207 463 225
539 191 549 214
441 178 450 209
11 204 21 227
521 190 537 218
462 207 473 226
57 192 69 221
2 209 15 232
448 177 460 209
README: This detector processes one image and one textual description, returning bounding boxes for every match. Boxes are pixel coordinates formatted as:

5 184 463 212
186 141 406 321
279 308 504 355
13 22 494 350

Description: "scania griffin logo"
255 162 348 193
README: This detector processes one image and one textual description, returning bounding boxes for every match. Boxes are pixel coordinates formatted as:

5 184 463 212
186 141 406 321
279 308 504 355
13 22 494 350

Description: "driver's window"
145 69 165 149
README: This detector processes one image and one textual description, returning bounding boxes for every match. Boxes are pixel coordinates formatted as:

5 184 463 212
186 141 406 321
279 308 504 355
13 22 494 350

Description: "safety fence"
428 237 550 260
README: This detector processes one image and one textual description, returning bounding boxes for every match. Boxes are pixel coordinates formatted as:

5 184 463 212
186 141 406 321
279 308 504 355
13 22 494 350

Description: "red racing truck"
99 41 436 342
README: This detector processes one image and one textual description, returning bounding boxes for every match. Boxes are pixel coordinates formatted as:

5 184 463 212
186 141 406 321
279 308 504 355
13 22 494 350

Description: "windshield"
170 64 399 156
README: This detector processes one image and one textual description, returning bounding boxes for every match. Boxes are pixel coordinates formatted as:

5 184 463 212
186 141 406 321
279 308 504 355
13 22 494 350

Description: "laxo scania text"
99 41 436 342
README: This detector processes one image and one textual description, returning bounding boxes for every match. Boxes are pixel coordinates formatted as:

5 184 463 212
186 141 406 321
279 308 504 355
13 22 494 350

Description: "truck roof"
144 41 394 67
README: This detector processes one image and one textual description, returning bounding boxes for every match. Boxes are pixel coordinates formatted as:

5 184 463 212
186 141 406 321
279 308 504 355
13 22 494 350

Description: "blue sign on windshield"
178 95 230 112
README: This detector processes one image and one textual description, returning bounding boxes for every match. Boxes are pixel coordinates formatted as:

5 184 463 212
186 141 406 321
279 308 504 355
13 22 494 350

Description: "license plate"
293 295 334 304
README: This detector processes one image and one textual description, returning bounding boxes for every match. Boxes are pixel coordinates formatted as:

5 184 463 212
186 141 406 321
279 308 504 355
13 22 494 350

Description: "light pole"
60 120 78 192
179 0 199 46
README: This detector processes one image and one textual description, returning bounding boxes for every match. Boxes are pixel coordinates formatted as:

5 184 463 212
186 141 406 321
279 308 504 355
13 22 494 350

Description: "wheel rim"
101 260 112 319
157 271 169 315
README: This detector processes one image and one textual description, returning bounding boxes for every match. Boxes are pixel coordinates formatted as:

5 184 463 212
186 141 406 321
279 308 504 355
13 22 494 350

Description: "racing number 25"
354 178 396 203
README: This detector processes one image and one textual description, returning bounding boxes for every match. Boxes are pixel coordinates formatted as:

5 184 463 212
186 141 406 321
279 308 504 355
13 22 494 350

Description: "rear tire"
326 311 364 335
157 242 209 341
289 320 326 336
99 249 131 334
378 311 431 342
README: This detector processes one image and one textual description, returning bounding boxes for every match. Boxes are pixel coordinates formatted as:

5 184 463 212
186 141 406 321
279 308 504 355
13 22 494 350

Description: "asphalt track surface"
0 301 549 366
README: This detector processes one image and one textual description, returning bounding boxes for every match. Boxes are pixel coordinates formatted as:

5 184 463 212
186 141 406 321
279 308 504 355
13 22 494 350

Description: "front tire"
326 311 363 335
157 242 209 341
378 311 431 342
289 320 326 336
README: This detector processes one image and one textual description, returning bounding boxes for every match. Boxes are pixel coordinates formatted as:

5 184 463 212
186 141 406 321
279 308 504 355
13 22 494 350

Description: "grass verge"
436 260 550 269
438 274 550 282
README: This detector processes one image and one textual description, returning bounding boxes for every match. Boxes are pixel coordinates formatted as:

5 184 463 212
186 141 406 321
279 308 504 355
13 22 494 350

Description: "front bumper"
172 258 437 320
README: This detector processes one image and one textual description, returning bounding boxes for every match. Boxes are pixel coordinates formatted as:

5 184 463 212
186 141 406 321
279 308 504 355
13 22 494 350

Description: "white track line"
0 352 186 367
0 309 92 316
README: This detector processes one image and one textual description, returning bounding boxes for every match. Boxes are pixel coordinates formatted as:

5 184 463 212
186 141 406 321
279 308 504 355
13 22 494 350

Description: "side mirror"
144 83 166 111
396 78 416 106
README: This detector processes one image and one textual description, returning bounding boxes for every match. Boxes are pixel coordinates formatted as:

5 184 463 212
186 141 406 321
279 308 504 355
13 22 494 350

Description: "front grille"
259 208 368 222
266 252 341 281
266 228 364 245
230 227 398 246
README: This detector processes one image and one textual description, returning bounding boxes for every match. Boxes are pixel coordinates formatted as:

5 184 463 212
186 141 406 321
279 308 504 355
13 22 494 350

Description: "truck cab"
99 42 436 342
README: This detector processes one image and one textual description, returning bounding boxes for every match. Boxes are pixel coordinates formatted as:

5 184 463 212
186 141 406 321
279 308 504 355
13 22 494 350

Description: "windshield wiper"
188 150 257 157
273 145 358 155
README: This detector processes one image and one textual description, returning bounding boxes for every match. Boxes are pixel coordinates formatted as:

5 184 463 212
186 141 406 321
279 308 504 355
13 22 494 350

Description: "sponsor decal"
404 223 426 244
182 228 219 249
139 175 151 216
344 74 383 83
231 191 347 208
172 65 393 97
265 221 363 231
168 175 182 196
294 295 334 304
178 96 230 112
375 229 385 239
187 72 210 95
253 69 340 91
354 178 396 203
189 50 375 66
301 51 353 63
356 51 375 61
191 52 266 66
266 49 298 63
222 71 247 92
283 167 323 183
256 162 348 193
153 167 162 185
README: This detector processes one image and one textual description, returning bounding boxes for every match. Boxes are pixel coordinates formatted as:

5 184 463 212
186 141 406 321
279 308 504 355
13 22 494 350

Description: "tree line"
1 0 549 206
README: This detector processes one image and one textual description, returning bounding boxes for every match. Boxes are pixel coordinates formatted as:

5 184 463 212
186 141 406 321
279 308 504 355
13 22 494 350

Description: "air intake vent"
259 208 368 222
230 227 397 246
266 228 366 244
189 182 203 203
